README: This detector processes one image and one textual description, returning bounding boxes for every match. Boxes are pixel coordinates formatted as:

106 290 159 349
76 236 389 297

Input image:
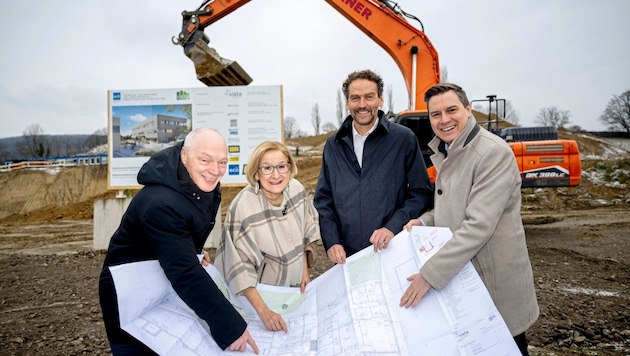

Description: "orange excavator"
173 0 581 188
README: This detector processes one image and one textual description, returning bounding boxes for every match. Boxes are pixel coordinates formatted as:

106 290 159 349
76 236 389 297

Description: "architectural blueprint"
110 226 522 355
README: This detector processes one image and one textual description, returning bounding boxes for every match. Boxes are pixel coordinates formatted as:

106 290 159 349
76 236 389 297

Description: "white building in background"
131 114 188 143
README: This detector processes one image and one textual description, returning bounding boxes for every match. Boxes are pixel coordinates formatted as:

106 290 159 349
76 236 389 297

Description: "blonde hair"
246 141 298 186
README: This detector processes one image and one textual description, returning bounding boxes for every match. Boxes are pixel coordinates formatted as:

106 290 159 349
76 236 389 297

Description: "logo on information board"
224 89 242 97
176 90 190 100
228 165 239 175
113 92 121 101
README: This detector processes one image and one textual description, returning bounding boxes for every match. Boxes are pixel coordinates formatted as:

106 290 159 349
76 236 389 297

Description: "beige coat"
419 116 539 336
215 178 320 295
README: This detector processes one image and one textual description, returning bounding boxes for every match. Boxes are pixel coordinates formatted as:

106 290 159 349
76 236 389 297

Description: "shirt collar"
352 116 379 138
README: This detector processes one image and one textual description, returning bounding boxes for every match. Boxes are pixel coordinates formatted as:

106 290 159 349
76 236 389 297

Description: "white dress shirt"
352 118 379 168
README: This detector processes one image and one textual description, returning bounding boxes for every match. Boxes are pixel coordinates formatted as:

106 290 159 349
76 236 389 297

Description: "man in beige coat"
402 83 539 355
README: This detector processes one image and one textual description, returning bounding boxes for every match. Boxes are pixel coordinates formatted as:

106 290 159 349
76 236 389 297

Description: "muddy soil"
0 207 628 355
0 135 629 355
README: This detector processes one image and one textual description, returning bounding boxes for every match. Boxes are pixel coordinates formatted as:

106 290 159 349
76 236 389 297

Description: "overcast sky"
1 0 628 139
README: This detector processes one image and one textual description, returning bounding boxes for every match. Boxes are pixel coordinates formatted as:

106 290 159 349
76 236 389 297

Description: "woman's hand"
259 308 288 333
243 287 288 333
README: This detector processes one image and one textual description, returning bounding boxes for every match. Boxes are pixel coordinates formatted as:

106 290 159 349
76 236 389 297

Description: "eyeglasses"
258 163 291 175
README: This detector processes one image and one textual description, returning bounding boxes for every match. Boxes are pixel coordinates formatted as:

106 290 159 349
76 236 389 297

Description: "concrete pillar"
93 198 132 250
93 198 222 250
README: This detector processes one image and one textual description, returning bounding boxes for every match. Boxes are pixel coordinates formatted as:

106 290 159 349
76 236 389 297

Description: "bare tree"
85 127 108 151
336 89 346 126
386 84 395 114
504 101 520 126
47 135 66 156
598 90 630 133
0 140 8 164
322 122 338 132
473 99 520 125
311 103 321 135
440 65 448 83
534 107 572 128
63 137 77 155
284 116 300 138
17 123 48 158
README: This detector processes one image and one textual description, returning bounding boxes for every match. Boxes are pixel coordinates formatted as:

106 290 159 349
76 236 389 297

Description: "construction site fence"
0 154 108 173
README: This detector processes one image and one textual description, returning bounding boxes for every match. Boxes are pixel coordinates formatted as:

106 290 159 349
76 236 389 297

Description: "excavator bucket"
184 35 252 87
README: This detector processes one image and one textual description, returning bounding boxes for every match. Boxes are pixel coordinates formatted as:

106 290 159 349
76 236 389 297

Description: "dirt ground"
0 135 629 355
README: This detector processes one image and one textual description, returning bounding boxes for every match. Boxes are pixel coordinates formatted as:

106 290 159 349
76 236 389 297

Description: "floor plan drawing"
110 226 522 355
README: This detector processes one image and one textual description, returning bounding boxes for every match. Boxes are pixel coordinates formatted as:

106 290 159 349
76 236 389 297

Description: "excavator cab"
394 111 434 168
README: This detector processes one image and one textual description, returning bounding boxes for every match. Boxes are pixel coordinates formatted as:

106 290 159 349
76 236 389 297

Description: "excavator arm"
173 0 581 188
324 0 440 111
173 0 440 111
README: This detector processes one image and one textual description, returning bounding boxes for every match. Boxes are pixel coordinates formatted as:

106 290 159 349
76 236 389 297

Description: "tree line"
285 85 630 138
474 89 629 133
0 123 108 164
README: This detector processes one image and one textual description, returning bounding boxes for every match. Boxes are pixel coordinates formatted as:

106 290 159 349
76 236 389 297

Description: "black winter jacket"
314 111 434 255
98 142 246 350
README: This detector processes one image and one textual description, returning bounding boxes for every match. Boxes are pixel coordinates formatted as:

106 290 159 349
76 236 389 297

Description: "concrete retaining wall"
93 198 221 250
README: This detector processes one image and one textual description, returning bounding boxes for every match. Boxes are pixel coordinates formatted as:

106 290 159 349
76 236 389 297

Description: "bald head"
183 127 224 151
180 128 228 192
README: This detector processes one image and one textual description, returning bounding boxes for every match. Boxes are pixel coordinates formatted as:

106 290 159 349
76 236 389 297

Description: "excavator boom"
323 0 440 110
173 0 440 111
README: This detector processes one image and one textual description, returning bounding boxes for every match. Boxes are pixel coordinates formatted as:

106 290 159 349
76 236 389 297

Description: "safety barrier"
0 154 107 172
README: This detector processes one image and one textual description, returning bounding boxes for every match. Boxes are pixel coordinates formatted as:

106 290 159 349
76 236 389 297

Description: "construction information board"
107 85 283 188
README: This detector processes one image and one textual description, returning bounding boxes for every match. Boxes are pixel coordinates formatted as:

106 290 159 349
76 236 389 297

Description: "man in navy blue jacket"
314 70 433 264
99 128 258 355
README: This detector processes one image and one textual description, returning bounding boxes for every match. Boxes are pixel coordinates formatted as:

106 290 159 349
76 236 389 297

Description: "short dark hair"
342 69 384 99
424 83 470 107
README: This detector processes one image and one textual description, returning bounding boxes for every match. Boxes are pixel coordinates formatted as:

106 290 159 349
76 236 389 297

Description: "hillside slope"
0 130 627 224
